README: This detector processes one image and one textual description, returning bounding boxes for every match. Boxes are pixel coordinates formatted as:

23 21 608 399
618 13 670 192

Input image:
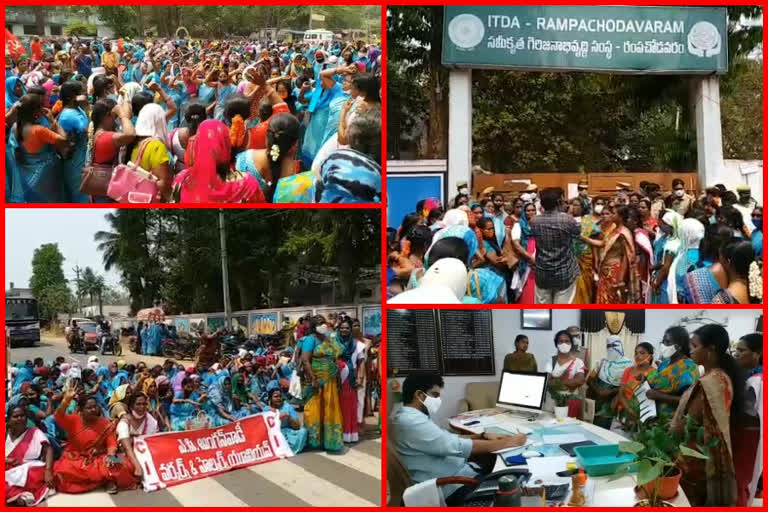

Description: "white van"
303 29 334 46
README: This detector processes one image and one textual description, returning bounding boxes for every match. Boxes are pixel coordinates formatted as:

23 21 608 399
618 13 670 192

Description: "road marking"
165 475 248 507
317 445 382 479
46 490 116 507
248 458 377 507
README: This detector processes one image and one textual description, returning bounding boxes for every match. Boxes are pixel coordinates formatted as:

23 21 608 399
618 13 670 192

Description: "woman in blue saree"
6 75 25 109
300 68 346 169
204 373 249 428
170 377 203 431
56 81 90 202
266 388 307 454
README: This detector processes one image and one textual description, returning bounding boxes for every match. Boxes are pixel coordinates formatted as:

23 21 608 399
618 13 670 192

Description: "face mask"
674 189 685 198
635 355 652 366
594 204 604 214
660 344 677 360
418 393 442 417
752 219 762 231
459 187 468 195
521 193 533 202
571 336 581 347
316 324 329 336
557 343 572 354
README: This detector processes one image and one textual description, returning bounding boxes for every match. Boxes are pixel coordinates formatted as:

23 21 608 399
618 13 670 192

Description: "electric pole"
73 265 81 316
218 210 232 330
309 6 312 30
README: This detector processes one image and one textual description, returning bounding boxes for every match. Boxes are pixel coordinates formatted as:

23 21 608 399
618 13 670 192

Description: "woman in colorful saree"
116 392 159 481
267 389 308 455
670 324 744 506
299 315 343 452
610 342 655 433
172 119 264 203
626 207 654 301
52 385 137 494
596 206 640 303
572 199 603 303
170 377 204 431
234 113 300 202
6 405 54 506
646 326 699 417
11 94 70 203
300 59 347 169
336 319 361 443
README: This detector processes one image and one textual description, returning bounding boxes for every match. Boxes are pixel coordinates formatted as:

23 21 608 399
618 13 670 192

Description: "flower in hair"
270 144 280 162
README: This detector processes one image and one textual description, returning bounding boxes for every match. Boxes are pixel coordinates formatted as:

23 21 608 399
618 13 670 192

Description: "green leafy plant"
609 414 716 506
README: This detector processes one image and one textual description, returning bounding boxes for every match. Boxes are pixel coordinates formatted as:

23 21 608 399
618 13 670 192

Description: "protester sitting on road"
267 388 307 454
117 391 159 481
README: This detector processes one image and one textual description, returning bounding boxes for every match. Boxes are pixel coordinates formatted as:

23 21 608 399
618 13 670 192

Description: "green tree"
29 243 71 323
720 57 763 159
64 21 97 37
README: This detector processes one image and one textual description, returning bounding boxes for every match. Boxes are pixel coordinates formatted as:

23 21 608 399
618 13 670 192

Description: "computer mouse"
522 451 542 458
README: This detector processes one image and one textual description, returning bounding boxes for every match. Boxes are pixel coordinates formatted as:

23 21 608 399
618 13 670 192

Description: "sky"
5 209 122 290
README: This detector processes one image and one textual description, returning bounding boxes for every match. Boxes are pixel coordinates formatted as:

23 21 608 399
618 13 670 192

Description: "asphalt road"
11 336 175 368
11 337 382 507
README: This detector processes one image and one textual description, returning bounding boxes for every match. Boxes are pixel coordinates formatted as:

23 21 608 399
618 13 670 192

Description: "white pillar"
693 75 724 190
448 69 472 198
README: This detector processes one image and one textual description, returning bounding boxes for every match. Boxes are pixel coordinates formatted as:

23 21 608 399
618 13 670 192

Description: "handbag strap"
133 137 158 170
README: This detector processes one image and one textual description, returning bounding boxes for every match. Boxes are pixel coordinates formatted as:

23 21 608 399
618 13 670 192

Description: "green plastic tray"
574 443 636 477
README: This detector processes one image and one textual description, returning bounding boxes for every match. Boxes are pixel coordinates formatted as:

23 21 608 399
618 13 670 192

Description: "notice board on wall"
387 309 495 376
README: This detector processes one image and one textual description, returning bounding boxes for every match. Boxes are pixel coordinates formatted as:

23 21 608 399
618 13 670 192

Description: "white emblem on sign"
448 14 485 50
687 21 721 57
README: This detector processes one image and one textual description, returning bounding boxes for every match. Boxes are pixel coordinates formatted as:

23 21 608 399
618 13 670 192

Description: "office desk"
449 408 689 507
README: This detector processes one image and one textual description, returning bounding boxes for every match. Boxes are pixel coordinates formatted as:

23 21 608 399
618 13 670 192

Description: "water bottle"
493 475 521 507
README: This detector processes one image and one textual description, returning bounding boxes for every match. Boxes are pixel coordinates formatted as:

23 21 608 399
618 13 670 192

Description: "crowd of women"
5 313 381 505
502 327 762 506
6 35 381 203
387 181 762 304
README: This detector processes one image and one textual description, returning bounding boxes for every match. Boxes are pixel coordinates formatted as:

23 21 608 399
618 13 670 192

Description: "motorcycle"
66 329 87 354
100 331 122 356
162 333 201 360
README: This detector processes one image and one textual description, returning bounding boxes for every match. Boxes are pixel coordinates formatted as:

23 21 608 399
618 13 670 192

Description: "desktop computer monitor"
495 370 549 415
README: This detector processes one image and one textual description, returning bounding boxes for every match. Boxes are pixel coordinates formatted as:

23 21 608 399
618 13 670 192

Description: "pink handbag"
107 138 161 203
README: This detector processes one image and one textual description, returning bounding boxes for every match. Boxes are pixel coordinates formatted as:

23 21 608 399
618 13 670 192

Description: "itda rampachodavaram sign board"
442 5 728 74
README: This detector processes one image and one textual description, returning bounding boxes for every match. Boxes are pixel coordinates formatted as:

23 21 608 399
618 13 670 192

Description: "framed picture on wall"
521 309 552 330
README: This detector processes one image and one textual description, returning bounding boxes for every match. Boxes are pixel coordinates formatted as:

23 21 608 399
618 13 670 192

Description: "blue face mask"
752 218 762 231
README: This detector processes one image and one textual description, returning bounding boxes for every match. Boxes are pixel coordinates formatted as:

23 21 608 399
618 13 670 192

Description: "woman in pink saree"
171 119 265 203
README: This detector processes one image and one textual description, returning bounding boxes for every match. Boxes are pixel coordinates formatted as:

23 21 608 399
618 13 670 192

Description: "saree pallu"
646 357 699 417
302 339 343 452
13 136 62 203
5 427 52 506
61 129 89 203
466 268 507 304
340 374 359 443
671 369 737 506
5 132 26 202
682 267 720 304
596 230 640 304
574 217 600 304
274 170 316 203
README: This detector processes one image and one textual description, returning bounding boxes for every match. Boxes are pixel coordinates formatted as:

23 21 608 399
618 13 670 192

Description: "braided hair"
264 113 299 202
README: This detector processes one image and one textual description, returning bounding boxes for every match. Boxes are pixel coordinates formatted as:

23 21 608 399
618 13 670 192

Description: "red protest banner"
5 29 27 61
133 411 294 491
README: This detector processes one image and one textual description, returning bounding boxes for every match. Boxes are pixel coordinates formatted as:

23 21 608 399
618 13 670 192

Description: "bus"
6 297 40 347
303 29 334 45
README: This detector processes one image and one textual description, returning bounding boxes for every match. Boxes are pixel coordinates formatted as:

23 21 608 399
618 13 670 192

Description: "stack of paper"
526 456 575 486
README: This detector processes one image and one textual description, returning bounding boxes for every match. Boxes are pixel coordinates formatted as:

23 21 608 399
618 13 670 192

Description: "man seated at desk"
390 374 527 504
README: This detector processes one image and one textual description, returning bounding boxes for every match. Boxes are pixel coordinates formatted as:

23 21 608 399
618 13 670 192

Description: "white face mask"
557 343 572 354
594 204 604 214
571 336 581 347
419 393 442 417
660 344 677 360
458 187 468 195
521 193 533 202
674 189 685 198
316 324 329 336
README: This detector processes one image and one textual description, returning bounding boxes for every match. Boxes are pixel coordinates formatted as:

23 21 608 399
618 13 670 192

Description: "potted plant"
547 378 570 419
610 414 715 507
